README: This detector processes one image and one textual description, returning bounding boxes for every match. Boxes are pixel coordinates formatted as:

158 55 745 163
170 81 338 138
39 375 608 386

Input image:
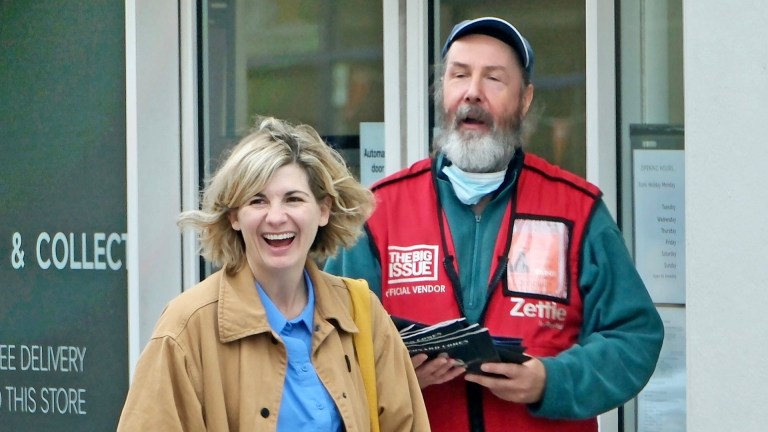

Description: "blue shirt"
257 271 342 432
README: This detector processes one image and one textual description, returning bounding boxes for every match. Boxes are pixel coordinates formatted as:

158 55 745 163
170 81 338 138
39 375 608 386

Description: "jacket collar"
217 259 358 343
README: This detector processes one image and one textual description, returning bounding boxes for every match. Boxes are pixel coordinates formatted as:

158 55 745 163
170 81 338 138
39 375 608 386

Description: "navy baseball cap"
441 17 534 80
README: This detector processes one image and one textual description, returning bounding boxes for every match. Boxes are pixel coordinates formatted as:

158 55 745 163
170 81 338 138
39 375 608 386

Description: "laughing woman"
117 117 429 431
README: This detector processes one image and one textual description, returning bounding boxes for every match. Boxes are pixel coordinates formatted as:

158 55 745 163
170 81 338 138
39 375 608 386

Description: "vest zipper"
468 214 482 308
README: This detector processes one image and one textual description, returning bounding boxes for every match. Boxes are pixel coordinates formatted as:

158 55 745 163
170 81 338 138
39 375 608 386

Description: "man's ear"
521 84 534 117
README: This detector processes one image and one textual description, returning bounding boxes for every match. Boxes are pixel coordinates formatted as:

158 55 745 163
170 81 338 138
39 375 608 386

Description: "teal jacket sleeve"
325 230 383 298
530 201 664 419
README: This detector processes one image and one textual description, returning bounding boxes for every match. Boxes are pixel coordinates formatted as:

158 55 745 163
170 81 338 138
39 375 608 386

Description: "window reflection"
202 0 384 180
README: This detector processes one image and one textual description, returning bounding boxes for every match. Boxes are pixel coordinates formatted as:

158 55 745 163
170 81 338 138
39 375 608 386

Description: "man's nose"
463 76 483 104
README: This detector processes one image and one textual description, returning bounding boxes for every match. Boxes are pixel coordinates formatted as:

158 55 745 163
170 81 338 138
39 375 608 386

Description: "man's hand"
411 353 466 389
464 357 546 404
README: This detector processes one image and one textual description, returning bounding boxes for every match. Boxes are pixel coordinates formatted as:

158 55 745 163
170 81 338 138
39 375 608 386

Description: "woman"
117 117 429 431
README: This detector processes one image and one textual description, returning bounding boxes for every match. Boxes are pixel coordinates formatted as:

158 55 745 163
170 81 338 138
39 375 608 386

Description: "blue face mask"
442 164 507 205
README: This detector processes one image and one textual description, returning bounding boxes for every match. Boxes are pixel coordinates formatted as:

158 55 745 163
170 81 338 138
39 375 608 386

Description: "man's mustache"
453 104 495 130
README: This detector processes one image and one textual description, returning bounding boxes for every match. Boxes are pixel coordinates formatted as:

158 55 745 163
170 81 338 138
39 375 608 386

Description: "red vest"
366 154 601 432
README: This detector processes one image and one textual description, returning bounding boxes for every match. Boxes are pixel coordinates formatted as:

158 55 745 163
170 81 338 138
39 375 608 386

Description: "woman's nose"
265 204 287 224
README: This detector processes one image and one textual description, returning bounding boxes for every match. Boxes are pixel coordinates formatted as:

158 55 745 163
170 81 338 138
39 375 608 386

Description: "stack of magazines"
393 317 530 375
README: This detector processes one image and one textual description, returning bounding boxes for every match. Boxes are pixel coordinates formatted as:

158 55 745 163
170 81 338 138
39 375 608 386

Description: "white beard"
438 128 513 173
433 101 525 172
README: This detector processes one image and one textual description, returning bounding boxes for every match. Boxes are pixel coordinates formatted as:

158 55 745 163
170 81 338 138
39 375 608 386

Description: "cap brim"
442 17 532 77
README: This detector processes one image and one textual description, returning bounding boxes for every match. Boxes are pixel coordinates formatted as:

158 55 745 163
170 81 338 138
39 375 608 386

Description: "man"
326 16 663 432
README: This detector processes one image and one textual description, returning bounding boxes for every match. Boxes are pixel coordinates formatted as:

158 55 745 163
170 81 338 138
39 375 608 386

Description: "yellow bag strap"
342 277 380 432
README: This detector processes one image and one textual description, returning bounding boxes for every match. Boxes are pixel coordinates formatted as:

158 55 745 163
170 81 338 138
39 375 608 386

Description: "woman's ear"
228 209 241 231
318 196 331 227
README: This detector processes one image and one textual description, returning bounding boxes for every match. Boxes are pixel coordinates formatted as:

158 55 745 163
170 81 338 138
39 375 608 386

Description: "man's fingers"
411 353 429 369
413 354 466 388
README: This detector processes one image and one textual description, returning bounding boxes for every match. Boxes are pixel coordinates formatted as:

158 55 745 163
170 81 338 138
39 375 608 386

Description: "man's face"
436 34 533 172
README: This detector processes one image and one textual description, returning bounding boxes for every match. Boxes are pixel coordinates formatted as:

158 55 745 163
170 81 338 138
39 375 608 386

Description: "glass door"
200 0 385 183
617 1 685 431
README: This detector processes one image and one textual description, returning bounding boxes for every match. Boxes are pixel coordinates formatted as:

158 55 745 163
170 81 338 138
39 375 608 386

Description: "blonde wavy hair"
178 116 375 274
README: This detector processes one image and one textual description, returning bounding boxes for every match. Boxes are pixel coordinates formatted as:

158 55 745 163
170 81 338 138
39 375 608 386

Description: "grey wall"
685 1 768 430
125 0 186 375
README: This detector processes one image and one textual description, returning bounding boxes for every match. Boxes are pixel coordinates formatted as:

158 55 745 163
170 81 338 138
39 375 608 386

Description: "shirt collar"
217 259 358 343
256 270 315 333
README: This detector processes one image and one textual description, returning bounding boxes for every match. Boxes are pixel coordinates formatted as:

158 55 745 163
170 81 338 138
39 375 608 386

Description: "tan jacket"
117 260 429 431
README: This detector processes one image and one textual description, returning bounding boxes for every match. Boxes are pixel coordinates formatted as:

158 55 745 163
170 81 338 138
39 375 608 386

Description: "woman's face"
228 163 330 276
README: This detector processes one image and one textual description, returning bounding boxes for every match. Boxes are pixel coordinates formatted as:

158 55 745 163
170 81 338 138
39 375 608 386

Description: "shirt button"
316 402 324 410
301 364 309 372
260 407 270 418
